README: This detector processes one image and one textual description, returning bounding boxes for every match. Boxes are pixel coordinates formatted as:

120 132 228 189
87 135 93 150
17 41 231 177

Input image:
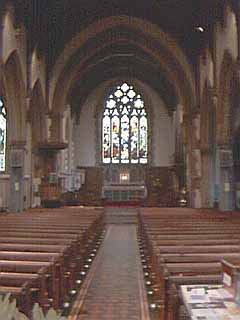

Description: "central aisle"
69 224 150 320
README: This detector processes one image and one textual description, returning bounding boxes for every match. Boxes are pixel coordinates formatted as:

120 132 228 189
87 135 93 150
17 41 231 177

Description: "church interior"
1 0 240 319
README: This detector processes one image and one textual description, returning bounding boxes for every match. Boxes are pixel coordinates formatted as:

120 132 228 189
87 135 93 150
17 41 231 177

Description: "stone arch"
69 50 177 119
2 50 26 143
49 16 196 117
221 1 237 30
1 3 27 88
29 79 47 148
52 35 182 114
30 49 46 102
1 50 27 212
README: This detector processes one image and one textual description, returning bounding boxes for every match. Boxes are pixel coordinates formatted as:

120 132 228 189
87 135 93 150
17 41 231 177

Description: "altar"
102 165 147 203
102 184 147 202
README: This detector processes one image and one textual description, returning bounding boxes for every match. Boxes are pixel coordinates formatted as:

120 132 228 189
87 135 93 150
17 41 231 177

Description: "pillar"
49 112 64 142
236 1 240 65
235 0 240 104
217 146 234 211
189 112 202 208
9 141 26 212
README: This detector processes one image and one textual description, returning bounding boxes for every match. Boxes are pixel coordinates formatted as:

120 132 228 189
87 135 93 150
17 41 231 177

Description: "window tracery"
102 83 148 164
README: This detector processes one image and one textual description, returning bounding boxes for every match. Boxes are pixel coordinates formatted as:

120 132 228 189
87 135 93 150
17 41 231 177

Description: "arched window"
0 98 7 172
102 82 148 164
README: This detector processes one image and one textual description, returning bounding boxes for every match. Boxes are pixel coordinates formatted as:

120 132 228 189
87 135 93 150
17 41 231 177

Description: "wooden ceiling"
6 0 238 110
12 0 231 65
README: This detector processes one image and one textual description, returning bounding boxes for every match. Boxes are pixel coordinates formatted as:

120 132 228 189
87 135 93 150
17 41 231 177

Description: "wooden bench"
0 283 32 317
0 268 49 311
138 208 240 320
0 207 104 316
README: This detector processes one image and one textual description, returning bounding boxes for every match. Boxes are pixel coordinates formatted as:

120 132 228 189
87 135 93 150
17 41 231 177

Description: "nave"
1 206 240 319
2 1 240 213
69 223 149 320
2 2 240 317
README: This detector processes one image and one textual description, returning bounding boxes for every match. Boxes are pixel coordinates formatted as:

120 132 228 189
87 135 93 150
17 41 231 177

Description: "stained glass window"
102 83 148 164
0 98 6 172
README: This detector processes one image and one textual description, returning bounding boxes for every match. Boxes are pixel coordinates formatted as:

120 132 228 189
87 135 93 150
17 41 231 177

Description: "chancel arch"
73 77 175 205
47 15 196 206
49 16 196 118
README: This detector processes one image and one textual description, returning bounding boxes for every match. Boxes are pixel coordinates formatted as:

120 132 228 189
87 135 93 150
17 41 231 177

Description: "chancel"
1 1 240 319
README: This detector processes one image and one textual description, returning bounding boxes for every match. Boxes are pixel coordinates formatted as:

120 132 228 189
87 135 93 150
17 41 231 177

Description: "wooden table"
180 284 240 319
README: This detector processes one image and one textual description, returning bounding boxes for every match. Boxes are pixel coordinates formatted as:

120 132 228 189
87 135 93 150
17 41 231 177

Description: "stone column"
217 146 234 211
209 90 218 208
9 141 26 212
213 88 235 211
188 112 202 208
236 2 240 65
73 118 81 169
181 114 191 203
49 113 64 142
0 13 4 59
236 1 240 79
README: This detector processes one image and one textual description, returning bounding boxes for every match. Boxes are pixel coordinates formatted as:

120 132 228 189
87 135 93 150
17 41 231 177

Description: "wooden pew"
0 268 49 311
0 207 104 316
0 260 61 309
138 208 240 320
0 283 32 317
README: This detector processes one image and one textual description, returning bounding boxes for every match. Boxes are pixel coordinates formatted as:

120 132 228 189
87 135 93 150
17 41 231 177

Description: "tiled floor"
69 224 150 320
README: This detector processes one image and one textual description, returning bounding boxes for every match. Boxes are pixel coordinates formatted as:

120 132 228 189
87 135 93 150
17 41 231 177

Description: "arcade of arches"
1 1 240 212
